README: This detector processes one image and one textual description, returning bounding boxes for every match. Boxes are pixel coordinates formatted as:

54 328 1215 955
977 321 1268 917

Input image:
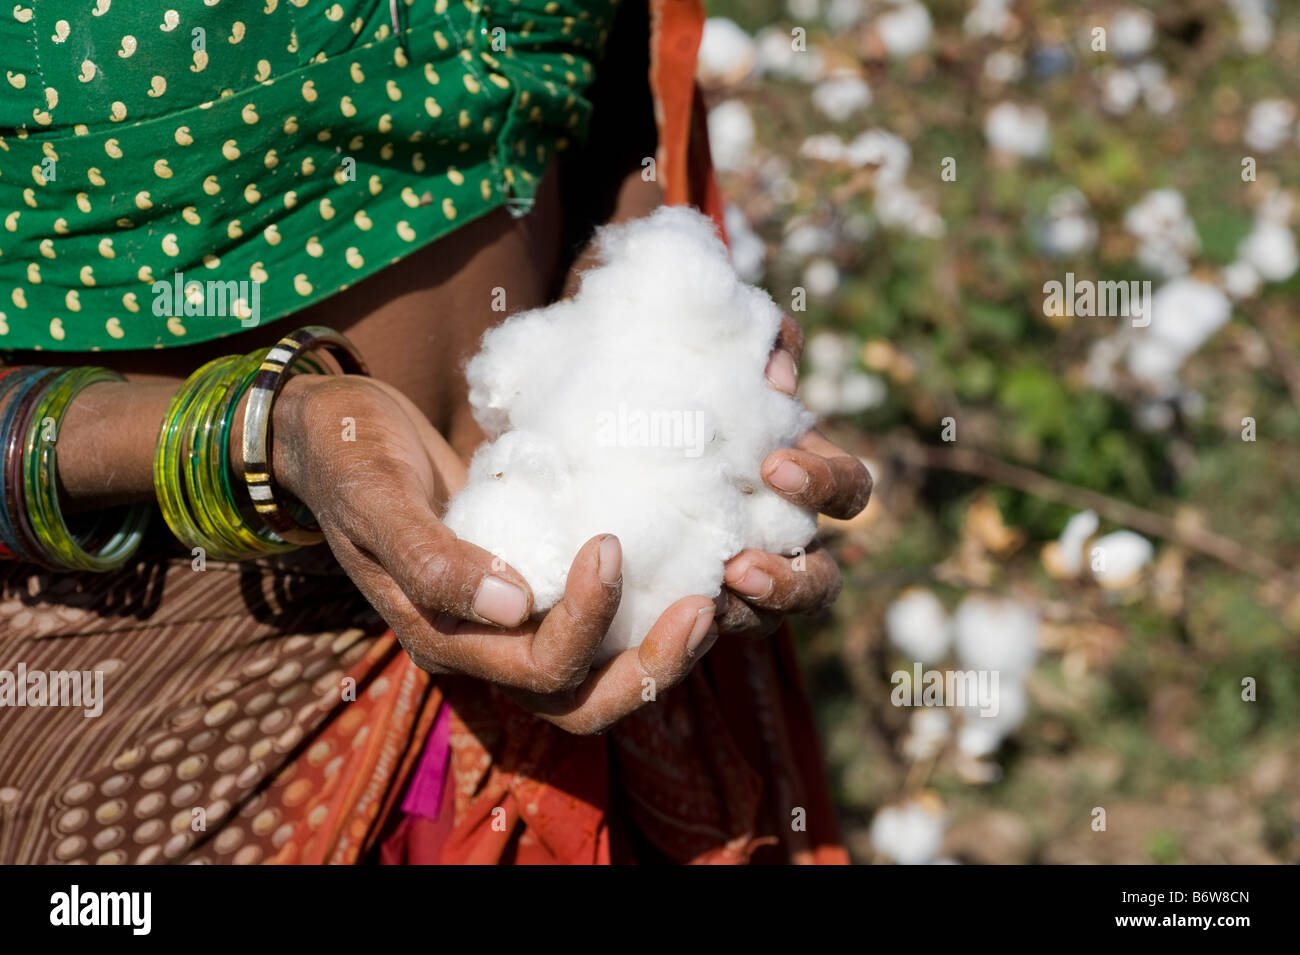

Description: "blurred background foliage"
700 0 1299 862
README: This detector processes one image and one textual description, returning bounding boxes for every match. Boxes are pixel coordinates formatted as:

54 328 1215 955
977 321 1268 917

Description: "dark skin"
1 5 872 735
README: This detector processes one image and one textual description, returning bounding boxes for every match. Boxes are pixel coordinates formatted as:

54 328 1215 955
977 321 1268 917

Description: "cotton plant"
1042 510 1154 590
707 100 757 174
869 794 950 864
873 1 933 59
1122 188 1200 278
1033 189 1099 259
1242 98 1295 152
984 102 1051 159
696 18 757 89
799 330 888 416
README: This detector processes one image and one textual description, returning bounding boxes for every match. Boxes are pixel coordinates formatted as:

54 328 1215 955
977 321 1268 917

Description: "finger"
777 312 805 364
713 589 784 638
723 546 841 614
423 534 622 694
336 476 534 628
763 314 805 396
760 434 872 520
514 596 717 735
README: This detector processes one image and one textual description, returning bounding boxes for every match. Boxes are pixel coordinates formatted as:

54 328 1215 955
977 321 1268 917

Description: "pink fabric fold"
400 703 451 821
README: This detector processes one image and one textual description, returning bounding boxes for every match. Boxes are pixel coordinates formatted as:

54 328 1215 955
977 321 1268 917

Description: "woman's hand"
716 315 873 637
270 373 718 734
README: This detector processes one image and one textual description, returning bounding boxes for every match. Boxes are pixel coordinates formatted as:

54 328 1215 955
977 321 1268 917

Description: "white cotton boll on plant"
1244 99 1295 153
706 100 755 173
444 207 817 660
1238 220 1299 282
956 678 1028 757
1089 530 1153 589
811 71 871 123
697 18 756 88
885 588 952 664
875 1 933 59
724 204 767 283
1110 8 1156 59
1056 509 1099 576
984 102 1050 158
1126 277 1231 388
953 595 1039 677
870 797 946 865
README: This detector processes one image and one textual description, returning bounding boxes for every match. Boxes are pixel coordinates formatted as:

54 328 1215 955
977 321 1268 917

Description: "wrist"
228 372 324 505
57 379 179 509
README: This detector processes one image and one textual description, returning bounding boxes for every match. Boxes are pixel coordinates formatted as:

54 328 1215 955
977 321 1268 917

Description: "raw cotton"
443 207 817 660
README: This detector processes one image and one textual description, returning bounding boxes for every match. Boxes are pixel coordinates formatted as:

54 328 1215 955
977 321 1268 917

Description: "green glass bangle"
22 367 150 572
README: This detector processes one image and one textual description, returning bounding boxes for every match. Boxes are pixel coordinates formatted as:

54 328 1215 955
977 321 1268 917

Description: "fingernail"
765 349 798 395
598 535 622 585
734 568 774 599
688 606 715 653
768 459 808 493
473 575 528 626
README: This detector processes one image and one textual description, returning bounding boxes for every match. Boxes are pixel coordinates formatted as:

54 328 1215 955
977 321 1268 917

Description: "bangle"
241 326 369 546
0 367 55 561
154 350 298 560
19 367 151 572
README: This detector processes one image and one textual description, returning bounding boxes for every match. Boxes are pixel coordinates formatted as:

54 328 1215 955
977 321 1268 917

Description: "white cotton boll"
1244 99 1296 153
1057 509 1099 576
956 678 1027 757
1089 530 1153 588
782 221 835 260
845 129 911 182
1101 68 1142 115
707 100 755 173
1228 0 1273 54
1136 61 1176 115
800 133 847 163
965 0 1013 38
1222 259 1262 300
984 102 1050 159
875 185 945 238
811 71 871 122
983 50 1025 84
444 208 817 660
1110 8 1156 59
787 0 820 21
805 330 856 374
838 370 887 412
1036 189 1097 258
1238 220 1299 282
803 257 840 298
799 369 843 416
697 18 757 88
755 26 827 83
1127 278 1231 388
724 205 766 283
876 1 933 58
870 798 946 865
886 588 952 663
825 0 867 31
953 595 1039 677
903 708 952 761
1123 189 1199 278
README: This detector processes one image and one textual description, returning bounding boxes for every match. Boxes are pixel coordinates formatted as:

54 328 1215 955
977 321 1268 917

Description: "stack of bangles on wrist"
0 326 368 571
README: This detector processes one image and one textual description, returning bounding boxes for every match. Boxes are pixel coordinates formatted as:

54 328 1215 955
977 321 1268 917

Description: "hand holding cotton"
443 207 817 659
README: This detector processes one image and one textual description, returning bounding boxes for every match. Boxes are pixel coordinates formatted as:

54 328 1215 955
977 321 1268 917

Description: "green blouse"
0 0 618 351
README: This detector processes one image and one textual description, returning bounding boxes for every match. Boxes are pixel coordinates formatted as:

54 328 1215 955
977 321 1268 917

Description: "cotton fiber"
443 206 817 660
